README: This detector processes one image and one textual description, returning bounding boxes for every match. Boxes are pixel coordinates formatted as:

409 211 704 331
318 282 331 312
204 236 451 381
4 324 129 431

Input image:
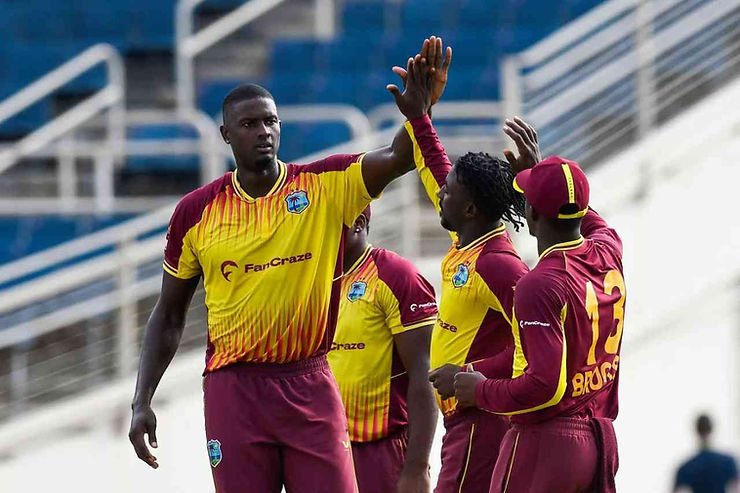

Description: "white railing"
176 0 337 110
0 109 227 214
0 44 125 212
502 0 740 166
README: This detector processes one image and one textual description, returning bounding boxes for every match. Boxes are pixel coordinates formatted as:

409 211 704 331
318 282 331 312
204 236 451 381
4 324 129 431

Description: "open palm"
392 36 452 106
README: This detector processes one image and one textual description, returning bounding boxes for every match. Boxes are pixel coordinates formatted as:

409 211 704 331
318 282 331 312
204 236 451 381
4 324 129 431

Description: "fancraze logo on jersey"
437 318 459 333
410 301 437 312
331 342 367 351
220 252 313 280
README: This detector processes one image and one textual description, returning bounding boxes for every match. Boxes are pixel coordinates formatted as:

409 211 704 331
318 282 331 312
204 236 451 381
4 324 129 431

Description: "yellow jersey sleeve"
309 153 375 227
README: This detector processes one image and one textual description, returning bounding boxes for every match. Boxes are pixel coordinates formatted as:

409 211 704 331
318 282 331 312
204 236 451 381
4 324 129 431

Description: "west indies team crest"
285 190 310 214
207 439 222 468
347 281 367 302
452 263 470 288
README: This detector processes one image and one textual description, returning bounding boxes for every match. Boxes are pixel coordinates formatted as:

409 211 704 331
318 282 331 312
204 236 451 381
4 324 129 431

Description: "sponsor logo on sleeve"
410 301 437 312
519 320 551 328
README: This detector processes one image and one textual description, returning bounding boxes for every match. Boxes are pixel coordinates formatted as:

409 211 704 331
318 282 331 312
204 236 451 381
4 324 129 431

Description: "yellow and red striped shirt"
163 155 373 372
328 246 437 442
405 116 529 416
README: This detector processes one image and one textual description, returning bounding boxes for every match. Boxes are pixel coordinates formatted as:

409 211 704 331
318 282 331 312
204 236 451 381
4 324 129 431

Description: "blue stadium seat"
401 0 455 31
270 39 319 73
278 121 353 163
341 1 390 31
0 214 135 265
125 124 200 172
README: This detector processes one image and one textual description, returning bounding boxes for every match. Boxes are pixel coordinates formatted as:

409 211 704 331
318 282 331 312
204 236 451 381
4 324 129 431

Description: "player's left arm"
376 255 437 490
394 326 436 492
455 273 568 413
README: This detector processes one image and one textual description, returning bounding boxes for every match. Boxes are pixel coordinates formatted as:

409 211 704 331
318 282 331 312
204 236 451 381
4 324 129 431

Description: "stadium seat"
0 214 135 265
125 124 201 172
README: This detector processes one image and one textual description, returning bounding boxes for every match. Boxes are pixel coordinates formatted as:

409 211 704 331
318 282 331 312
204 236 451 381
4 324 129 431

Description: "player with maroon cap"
454 120 625 493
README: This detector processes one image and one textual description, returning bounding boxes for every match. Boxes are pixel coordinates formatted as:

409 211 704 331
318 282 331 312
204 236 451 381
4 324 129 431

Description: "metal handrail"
502 0 740 165
0 44 125 174
176 0 336 110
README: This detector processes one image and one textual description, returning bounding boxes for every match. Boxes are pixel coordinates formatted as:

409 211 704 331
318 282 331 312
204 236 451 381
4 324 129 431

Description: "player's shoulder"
171 172 230 223
292 153 365 175
476 234 529 282
516 265 563 299
372 247 425 280
372 248 435 296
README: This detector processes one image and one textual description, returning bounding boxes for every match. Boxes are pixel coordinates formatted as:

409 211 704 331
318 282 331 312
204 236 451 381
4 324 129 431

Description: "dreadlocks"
454 152 526 231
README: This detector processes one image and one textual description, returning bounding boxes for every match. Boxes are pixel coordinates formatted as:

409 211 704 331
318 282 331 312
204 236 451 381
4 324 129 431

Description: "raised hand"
392 36 452 106
503 116 542 175
387 55 432 120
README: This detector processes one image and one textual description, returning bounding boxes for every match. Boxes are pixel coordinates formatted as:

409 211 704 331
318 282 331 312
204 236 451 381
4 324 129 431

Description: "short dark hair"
454 152 525 230
222 84 274 122
696 414 712 437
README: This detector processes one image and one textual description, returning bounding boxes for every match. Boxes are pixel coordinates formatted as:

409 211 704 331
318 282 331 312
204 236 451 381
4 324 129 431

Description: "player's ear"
219 125 230 145
465 200 477 219
354 214 367 233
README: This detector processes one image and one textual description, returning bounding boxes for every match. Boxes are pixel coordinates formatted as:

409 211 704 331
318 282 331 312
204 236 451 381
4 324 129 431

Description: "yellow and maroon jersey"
328 246 437 442
163 154 374 372
475 210 626 424
405 115 529 417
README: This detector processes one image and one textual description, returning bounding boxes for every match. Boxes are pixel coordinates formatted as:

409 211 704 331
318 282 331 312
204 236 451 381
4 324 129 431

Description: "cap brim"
512 169 532 194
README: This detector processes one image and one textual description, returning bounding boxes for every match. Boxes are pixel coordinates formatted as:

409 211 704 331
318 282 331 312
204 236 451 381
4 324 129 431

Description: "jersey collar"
457 223 507 251
231 160 287 202
539 236 585 260
344 244 373 277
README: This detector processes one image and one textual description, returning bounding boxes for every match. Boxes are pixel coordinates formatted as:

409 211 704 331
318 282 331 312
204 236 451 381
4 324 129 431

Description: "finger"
391 66 408 89
413 54 424 84
442 46 452 72
427 36 437 68
406 57 415 85
435 37 443 70
391 66 407 79
386 84 402 101
513 116 537 143
504 119 530 146
130 431 159 468
148 423 158 449
421 38 430 62
503 149 517 168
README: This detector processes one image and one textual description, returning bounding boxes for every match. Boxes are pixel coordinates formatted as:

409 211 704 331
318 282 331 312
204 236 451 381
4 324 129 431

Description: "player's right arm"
129 272 200 469
471 272 569 415
360 37 451 199
129 197 203 468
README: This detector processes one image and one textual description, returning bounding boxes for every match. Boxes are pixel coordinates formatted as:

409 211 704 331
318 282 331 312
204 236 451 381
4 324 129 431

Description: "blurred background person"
674 414 738 493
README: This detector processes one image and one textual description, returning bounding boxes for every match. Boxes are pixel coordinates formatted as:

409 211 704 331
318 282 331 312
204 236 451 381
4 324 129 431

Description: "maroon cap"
513 156 590 219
